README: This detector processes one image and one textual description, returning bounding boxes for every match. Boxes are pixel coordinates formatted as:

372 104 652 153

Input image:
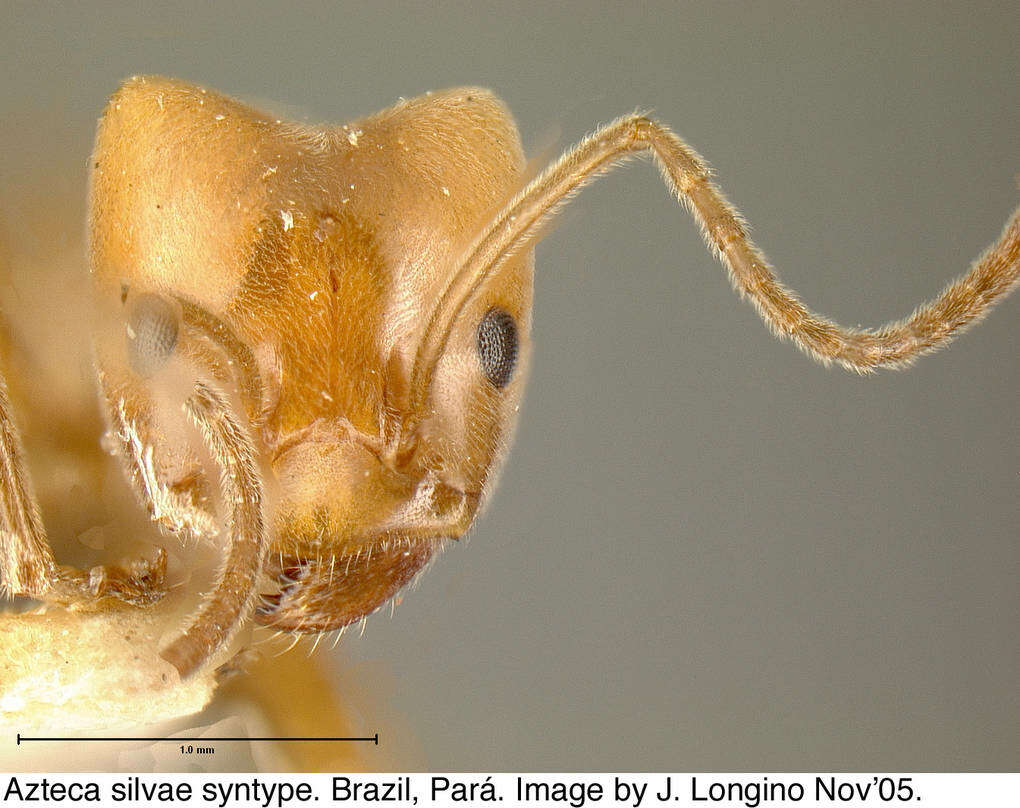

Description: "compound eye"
127 293 179 377
476 307 518 389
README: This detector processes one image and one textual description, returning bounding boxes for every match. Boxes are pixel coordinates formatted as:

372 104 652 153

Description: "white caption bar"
0 773 1016 807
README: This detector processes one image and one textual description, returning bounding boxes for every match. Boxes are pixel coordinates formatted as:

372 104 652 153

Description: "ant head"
89 76 535 632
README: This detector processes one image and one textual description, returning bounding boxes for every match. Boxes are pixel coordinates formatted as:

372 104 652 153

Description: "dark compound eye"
476 307 518 389
127 293 179 377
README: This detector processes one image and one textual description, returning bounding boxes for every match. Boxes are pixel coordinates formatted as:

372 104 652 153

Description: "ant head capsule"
89 77 533 632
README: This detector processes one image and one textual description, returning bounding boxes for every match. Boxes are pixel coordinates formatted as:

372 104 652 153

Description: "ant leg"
0 370 55 597
0 328 166 606
160 381 267 677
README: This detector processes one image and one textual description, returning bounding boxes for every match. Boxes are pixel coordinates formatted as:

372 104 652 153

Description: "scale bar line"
17 733 379 745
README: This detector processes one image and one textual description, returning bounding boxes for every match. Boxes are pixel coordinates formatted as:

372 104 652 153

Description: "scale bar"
17 733 378 745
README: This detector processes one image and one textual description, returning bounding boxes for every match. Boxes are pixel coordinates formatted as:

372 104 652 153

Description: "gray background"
2 2 1017 770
